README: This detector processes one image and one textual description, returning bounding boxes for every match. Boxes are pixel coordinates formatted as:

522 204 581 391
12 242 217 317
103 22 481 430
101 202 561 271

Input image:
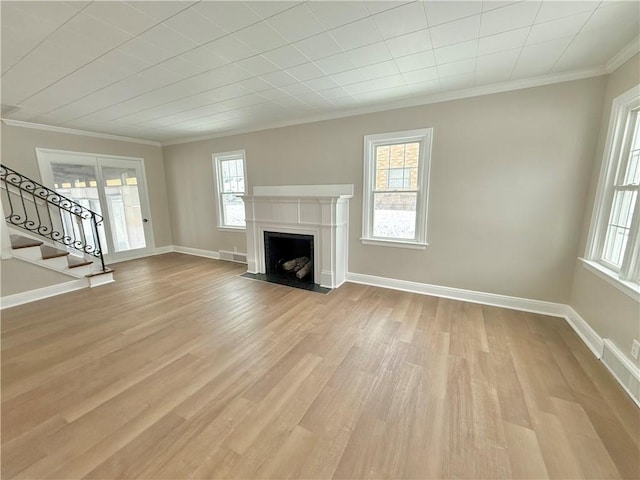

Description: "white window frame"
584 85 640 300
213 150 247 231
362 128 433 249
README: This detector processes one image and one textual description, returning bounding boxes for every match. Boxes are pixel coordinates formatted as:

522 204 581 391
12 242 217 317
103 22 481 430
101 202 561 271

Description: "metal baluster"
92 212 105 271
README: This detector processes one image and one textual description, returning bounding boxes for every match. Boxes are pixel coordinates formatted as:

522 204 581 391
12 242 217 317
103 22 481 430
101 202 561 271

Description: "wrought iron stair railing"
0 164 106 272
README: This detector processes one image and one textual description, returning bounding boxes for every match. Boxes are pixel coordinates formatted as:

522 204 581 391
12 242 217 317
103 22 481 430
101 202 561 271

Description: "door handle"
142 218 148 223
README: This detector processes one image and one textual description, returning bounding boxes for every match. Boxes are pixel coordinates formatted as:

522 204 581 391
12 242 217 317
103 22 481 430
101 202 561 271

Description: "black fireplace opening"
240 231 330 294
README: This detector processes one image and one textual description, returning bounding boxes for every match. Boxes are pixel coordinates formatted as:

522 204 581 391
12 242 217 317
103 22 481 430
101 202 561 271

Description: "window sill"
579 258 640 301
217 226 246 233
361 238 427 250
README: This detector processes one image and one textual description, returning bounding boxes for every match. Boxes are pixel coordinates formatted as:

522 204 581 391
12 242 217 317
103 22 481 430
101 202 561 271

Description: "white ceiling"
1 1 639 144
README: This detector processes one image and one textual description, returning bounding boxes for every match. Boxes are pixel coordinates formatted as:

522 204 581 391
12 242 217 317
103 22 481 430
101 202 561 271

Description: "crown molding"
161 66 606 146
1 119 162 147
606 35 640 74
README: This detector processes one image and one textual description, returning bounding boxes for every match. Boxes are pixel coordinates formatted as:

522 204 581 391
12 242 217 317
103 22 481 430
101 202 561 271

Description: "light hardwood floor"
2 253 639 479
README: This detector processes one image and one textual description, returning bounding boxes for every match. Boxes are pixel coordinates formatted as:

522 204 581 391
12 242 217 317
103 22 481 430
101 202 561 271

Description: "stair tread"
86 267 114 277
40 245 69 260
10 234 43 249
67 255 93 268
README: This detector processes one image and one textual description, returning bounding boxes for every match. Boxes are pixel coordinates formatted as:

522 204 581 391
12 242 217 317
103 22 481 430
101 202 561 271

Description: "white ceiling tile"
372 2 427 39
260 70 299 88
117 36 174 64
157 56 210 78
552 31 613 72
267 4 325 42
363 1 413 15
294 33 343 60
127 1 195 23
582 2 640 36
385 29 432 57
476 48 520 83
434 40 478 65
286 62 325 81
437 58 476 78
527 12 590 45
236 55 280 76
99 49 153 77
478 27 529 55
304 76 340 91
263 45 309 69
63 12 133 49
237 76 274 93
395 50 437 73
535 1 599 24
480 1 541 37
430 15 481 48
482 1 521 13
138 24 198 56
345 42 393 68
244 1 301 19
208 35 258 63
82 1 159 36
330 17 383 50
425 1 482 27
441 73 475 91
278 83 314 97
233 22 289 52
318 86 352 100
315 52 358 75
331 60 399 86
511 36 573 79
180 46 228 70
401 66 439 84
193 1 261 32
6 1 82 26
162 8 227 44
307 1 369 29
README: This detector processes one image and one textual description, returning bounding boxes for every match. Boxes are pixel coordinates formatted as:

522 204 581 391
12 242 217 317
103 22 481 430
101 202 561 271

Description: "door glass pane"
373 192 417 239
51 163 108 254
101 166 146 252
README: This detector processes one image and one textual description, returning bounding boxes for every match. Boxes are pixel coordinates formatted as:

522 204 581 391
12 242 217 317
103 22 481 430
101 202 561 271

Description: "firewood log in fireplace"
282 256 309 272
296 259 312 279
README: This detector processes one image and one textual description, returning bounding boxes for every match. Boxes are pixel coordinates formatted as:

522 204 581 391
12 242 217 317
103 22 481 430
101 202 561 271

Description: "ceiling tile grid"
1 0 638 142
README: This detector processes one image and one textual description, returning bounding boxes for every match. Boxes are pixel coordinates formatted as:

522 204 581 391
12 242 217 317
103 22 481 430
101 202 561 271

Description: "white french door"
36 149 154 262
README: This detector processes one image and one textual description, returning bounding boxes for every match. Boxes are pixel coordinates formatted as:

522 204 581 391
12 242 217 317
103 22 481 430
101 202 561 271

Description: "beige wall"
0 258 75 297
164 76 606 303
570 53 640 367
1 124 173 248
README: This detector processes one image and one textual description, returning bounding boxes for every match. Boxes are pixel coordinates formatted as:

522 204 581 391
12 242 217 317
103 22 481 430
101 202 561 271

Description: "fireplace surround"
241 184 353 289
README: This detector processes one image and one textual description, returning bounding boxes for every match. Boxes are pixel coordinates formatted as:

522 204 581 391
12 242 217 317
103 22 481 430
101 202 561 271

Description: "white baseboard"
563 306 605 358
172 245 220 260
153 245 174 255
1 279 88 310
602 339 640 408
345 272 567 317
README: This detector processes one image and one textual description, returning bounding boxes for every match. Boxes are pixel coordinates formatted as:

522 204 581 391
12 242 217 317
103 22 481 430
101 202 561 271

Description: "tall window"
362 128 432 248
586 85 640 294
213 150 247 229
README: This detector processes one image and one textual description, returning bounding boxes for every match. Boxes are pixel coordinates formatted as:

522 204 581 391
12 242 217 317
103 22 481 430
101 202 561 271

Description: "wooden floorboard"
1 253 638 479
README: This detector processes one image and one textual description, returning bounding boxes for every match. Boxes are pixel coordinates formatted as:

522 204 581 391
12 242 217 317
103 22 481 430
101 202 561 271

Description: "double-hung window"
213 150 247 230
585 85 640 297
362 128 433 249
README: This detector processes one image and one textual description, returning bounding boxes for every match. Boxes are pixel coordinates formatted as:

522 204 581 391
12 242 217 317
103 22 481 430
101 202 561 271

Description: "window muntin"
214 151 246 229
587 86 640 291
363 129 432 247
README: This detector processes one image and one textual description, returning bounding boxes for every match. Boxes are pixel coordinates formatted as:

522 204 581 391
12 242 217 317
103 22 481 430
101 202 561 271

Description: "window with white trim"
586 85 640 292
213 150 247 229
362 128 433 248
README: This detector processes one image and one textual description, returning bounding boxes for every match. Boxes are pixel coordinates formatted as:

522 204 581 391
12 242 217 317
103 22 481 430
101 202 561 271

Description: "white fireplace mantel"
241 184 353 289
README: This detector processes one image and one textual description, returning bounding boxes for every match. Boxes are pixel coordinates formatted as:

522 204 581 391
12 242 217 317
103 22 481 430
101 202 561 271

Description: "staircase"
1 164 114 294
8 233 114 286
